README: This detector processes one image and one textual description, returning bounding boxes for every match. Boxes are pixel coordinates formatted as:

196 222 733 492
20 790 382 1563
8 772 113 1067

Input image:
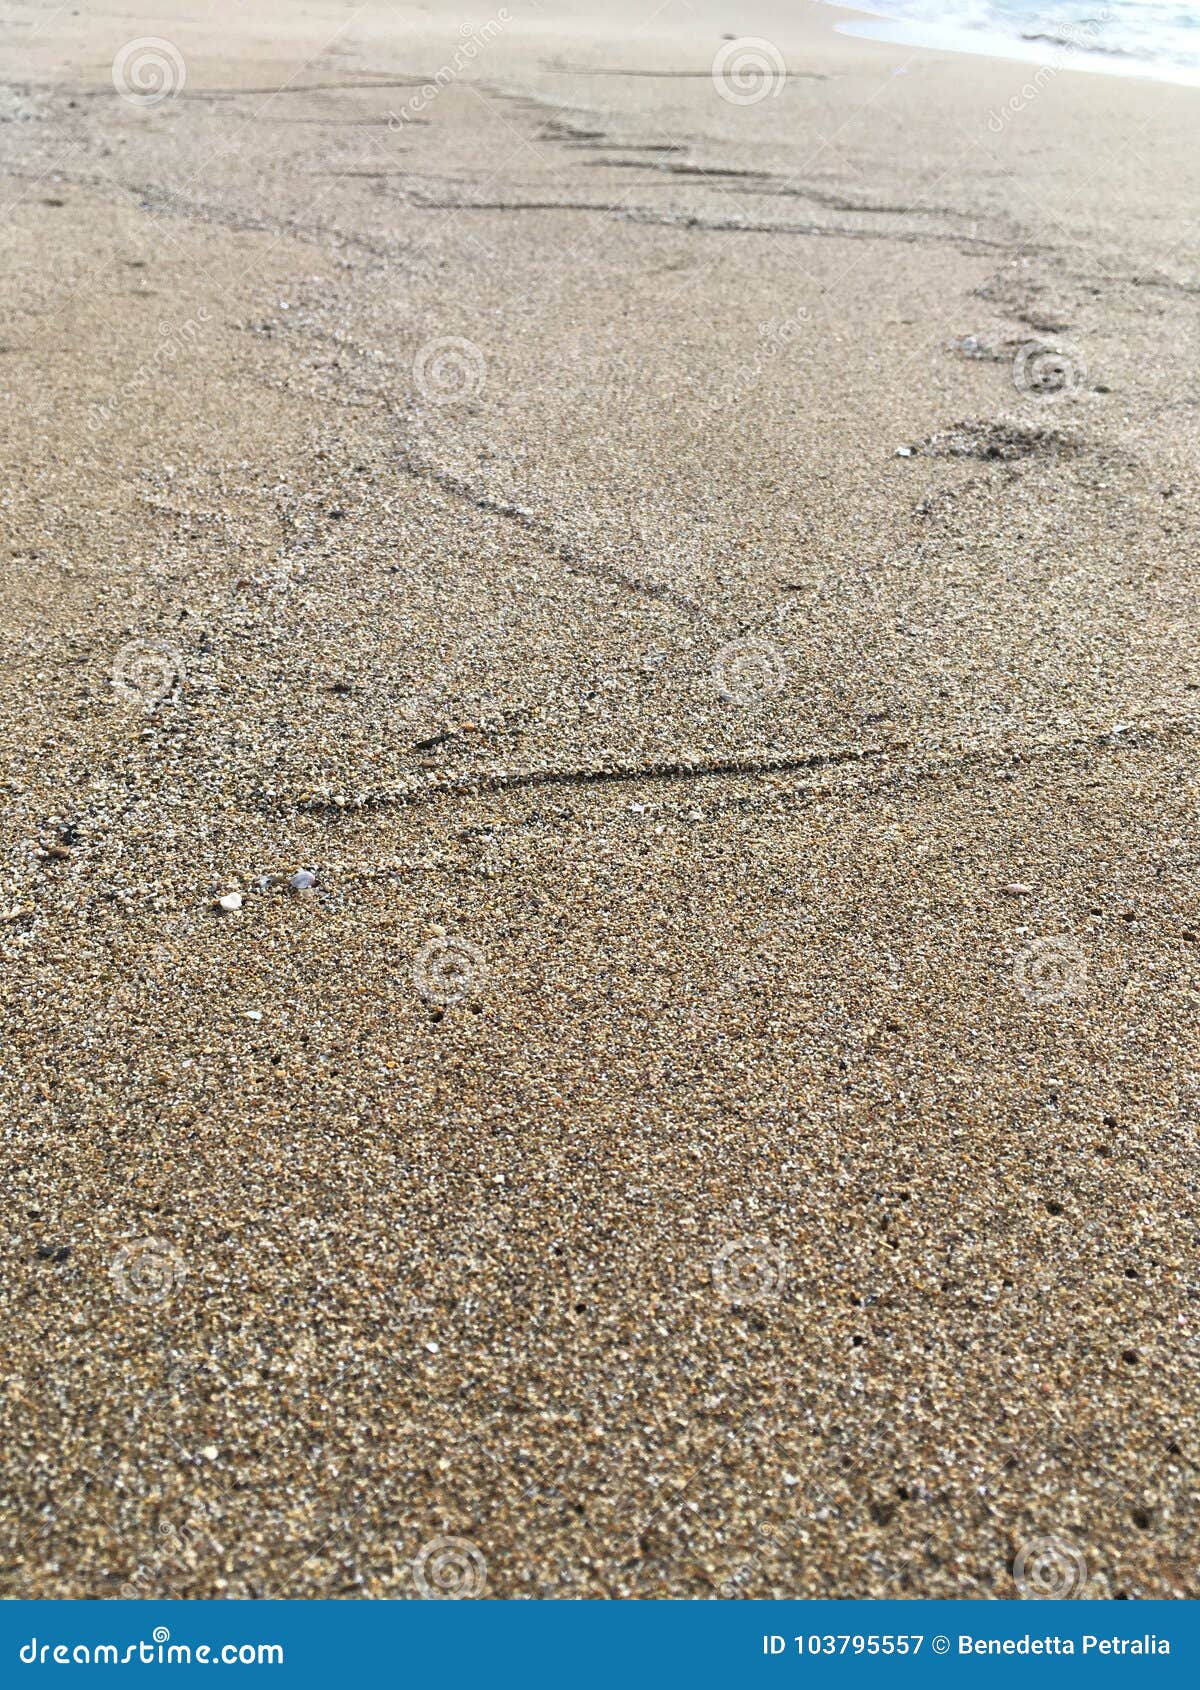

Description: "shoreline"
821 0 1200 87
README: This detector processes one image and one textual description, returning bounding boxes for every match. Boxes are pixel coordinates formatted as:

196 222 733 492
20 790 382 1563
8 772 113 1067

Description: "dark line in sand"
289 744 892 815
708 720 1200 826
407 198 1018 250
190 79 430 99
120 185 401 258
543 67 829 81
412 197 630 213
393 449 711 624
624 215 1015 254
262 118 420 127
570 154 978 222
583 160 773 179
62 78 430 100
282 720 1200 819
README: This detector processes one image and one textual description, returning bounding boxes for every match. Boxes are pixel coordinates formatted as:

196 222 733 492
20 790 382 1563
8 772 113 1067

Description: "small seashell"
217 892 243 912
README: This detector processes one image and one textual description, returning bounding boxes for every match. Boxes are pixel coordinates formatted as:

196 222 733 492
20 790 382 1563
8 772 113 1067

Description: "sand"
1 0 1198 1599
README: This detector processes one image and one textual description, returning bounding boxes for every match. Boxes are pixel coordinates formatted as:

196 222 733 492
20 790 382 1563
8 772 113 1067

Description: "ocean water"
829 0 1200 83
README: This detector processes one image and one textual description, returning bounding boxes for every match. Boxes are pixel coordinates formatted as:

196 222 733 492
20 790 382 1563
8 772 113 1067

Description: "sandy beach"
2 0 1198 1599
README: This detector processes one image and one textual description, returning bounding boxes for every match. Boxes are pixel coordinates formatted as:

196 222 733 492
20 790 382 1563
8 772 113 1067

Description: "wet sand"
2 0 1199 1599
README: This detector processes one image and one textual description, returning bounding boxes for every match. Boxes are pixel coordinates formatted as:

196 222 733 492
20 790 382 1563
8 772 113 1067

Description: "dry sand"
1 0 1199 1599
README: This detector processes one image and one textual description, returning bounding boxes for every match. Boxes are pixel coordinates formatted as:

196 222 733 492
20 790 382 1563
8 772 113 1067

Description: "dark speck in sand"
916 419 1079 461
